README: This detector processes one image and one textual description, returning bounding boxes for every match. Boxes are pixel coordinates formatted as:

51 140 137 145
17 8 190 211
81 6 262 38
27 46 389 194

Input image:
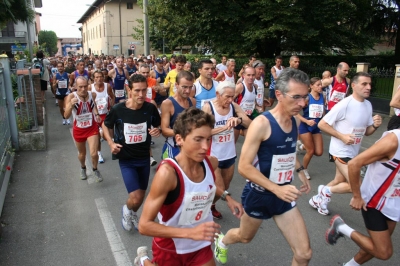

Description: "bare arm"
215 71 225 82
390 86 400 109
63 93 76 118
318 119 354 145
234 83 244 100
232 102 252 128
321 77 333 88
160 100 174 137
271 67 278 80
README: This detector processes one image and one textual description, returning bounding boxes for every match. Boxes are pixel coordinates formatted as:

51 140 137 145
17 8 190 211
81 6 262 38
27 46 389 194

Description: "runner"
296 77 325 179
216 56 227 74
69 60 90 91
191 59 219 109
90 70 115 164
125 56 138 76
203 81 252 220
252 60 270 113
326 128 400 266
215 59 236 83
64 76 103 182
309 72 382 215
270 55 285 106
32 50 50 103
109 57 129 103
160 71 196 159
53 62 71 125
214 68 312 265
150 58 168 109
102 74 161 232
322 62 350 112
387 85 400 130
164 55 186 97
134 107 243 266
289 55 300 69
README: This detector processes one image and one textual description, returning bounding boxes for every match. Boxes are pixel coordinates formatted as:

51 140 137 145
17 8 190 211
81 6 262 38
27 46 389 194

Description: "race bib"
242 100 255 116
76 113 93 128
213 128 233 143
352 127 366 145
124 122 147 144
146 88 153 101
58 80 67 89
256 87 264 106
269 152 296 184
309 104 323 118
115 89 124 98
200 98 216 108
330 90 345 103
384 169 400 198
178 186 216 225
96 97 108 114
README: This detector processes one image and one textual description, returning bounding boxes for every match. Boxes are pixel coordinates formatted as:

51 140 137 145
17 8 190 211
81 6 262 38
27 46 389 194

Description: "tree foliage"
0 0 35 29
38 30 58 56
146 0 388 57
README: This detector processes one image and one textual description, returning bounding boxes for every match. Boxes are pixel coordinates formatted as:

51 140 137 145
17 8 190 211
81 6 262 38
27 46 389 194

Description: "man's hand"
226 196 244 218
372 115 382 128
350 196 367 211
340 134 355 145
149 127 161 137
191 221 221 242
306 120 316 127
109 143 123 154
297 170 311 194
274 185 302 203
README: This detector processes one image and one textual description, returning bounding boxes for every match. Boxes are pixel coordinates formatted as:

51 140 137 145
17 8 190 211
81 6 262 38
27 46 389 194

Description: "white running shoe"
319 186 331 214
66 119 71 125
132 212 139 230
150 156 157 167
121 205 133 231
134 246 149 266
62 119 66 125
80 168 87 180
98 152 104 164
309 185 329 215
94 170 103 182
303 169 311 180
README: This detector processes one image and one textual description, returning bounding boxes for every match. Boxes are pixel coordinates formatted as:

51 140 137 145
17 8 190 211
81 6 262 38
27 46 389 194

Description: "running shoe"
98 152 105 164
326 215 345 245
121 205 133 231
134 246 149 266
94 169 103 182
319 186 331 215
214 233 228 264
55 99 58 106
211 204 223 219
309 185 329 215
132 212 139 230
62 119 66 125
66 119 71 125
303 169 311 180
80 168 87 180
150 156 157 167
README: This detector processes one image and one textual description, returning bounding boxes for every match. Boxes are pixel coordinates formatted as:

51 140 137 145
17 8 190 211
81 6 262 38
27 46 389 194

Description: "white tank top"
239 82 256 116
156 158 216 254
209 101 236 161
72 91 95 129
254 77 264 106
223 70 235 83
361 130 400 221
91 83 110 115
274 66 283 77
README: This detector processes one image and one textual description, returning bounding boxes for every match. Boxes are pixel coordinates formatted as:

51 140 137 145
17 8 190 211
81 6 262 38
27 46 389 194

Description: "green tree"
38 30 58 56
0 0 35 28
147 0 378 57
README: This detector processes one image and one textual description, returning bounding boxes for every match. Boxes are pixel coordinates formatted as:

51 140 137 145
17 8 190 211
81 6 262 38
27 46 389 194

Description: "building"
56 38 83 56
0 0 43 56
77 0 144 56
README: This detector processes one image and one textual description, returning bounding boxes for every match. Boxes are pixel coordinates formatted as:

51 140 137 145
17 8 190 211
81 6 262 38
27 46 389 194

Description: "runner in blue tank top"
214 68 312 265
297 77 325 180
108 57 129 103
160 71 196 159
151 58 169 108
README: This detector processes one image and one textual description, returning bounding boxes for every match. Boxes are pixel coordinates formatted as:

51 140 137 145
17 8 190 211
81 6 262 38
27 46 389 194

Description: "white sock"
337 224 355 238
132 210 137 215
219 238 227 248
140 256 150 266
323 186 332 195
344 258 360 266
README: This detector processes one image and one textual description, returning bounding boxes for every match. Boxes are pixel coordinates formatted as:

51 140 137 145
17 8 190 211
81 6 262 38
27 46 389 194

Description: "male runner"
109 57 130 103
125 57 138 76
216 56 227 74
214 68 312 265
191 59 218 109
309 72 382 215
52 62 71 125
164 55 186 97
215 58 236 83
69 60 90 91
289 55 300 69
270 55 285 106
150 58 169 109
322 62 351 112
102 74 161 232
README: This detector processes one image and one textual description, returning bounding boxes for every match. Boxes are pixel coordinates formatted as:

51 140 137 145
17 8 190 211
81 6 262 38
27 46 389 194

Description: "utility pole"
143 0 150 56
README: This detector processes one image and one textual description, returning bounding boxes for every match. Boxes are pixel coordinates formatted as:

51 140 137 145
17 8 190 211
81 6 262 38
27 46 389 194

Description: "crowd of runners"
34 49 400 266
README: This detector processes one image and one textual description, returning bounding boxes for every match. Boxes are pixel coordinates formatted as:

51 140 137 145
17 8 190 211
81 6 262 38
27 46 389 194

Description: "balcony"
0 31 27 44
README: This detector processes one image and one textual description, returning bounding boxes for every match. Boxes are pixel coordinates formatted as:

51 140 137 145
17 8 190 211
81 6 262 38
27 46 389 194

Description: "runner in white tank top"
215 58 236 83
325 129 400 265
135 108 243 266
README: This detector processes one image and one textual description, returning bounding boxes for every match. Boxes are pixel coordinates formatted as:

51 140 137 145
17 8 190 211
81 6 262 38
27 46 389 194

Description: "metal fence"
14 61 38 132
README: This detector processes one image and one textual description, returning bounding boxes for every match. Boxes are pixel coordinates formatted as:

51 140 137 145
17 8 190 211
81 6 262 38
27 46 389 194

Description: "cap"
155 58 163 63
252 60 264 68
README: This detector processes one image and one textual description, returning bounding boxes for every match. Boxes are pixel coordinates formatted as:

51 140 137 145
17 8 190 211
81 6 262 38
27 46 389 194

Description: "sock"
81 166 86 169
344 258 360 266
93 168 97 171
219 238 228 249
337 224 355 238
98 151 101 155
323 186 332 195
140 256 150 266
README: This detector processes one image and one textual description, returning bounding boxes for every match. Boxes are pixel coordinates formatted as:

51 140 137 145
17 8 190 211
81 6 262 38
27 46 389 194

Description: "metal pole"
0 57 19 150
119 0 122 56
26 20 33 60
143 0 150 56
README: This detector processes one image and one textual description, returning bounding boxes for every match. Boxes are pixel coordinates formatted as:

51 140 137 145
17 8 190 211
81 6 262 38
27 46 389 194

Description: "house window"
127 2 133 9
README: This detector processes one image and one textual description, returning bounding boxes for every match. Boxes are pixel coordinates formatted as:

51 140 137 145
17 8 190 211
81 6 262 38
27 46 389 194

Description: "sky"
35 0 95 38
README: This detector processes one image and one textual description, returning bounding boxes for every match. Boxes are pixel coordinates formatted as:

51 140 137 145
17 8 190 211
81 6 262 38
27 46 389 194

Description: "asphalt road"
0 92 398 266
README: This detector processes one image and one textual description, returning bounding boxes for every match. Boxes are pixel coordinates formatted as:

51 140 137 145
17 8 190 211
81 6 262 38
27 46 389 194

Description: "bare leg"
127 189 146 212
75 141 87 167
222 212 263 245
87 134 99 169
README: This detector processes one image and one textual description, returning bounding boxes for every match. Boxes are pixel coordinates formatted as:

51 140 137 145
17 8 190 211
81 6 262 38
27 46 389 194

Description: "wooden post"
356 62 370 73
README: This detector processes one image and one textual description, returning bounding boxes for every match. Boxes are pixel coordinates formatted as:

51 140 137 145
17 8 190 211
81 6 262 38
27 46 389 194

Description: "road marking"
69 128 94 184
95 198 132 266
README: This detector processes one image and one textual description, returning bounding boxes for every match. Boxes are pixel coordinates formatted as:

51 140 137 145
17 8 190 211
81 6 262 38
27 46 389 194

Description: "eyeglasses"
284 93 309 101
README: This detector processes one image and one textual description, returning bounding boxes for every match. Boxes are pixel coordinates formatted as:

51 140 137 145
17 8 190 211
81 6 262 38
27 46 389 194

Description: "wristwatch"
372 124 379 130
220 190 231 201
